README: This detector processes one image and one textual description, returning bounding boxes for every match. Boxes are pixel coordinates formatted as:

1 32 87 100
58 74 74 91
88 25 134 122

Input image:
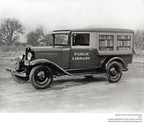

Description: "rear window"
117 35 131 50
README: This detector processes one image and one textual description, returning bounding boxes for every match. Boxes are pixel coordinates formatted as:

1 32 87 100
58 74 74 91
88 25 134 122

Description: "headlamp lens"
27 52 32 61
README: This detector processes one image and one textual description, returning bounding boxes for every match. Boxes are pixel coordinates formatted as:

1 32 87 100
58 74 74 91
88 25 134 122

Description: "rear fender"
29 59 72 76
105 57 128 71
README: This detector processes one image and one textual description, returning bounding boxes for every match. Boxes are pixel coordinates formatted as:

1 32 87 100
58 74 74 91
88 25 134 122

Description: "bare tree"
26 26 45 46
0 18 23 45
44 34 53 46
134 30 144 49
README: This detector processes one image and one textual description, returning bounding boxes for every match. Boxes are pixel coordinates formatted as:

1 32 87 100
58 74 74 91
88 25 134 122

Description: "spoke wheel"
30 65 53 89
106 61 122 82
11 62 28 83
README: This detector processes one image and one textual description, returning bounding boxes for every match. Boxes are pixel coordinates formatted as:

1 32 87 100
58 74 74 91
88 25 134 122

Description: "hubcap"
110 66 119 78
35 70 49 85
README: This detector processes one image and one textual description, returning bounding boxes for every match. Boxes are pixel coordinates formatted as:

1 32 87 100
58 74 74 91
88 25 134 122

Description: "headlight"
27 52 32 61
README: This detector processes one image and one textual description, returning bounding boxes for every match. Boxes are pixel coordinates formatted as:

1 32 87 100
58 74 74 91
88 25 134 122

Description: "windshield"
54 34 69 46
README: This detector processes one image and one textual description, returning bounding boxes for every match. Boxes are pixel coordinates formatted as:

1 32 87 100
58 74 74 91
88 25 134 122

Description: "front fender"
106 57 128 71
29 59 72 76
30 59 53 66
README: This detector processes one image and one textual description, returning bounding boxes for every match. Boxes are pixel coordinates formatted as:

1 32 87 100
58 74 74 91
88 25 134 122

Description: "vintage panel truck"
11 28 134 89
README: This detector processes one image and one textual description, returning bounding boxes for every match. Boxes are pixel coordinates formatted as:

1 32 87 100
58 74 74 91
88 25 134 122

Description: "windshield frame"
53 33 70 47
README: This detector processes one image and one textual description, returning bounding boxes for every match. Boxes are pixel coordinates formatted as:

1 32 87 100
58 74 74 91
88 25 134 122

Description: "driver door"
70 32 98 69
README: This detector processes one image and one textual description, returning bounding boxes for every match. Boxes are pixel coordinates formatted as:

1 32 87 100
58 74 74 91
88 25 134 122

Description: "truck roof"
53 28 134 33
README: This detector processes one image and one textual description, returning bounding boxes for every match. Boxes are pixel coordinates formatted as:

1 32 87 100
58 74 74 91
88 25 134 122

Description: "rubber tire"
11 62 28 83
30 65 53 89
106 61 122 82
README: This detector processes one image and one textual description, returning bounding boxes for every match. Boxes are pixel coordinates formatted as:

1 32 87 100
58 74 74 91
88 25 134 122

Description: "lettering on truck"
72 52 90 60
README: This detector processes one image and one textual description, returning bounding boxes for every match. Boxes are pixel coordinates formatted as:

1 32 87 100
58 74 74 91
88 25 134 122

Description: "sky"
0 0 144 33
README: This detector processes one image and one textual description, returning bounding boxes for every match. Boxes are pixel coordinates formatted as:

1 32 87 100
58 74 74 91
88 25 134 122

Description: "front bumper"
12 71 27 77
11 58 30 77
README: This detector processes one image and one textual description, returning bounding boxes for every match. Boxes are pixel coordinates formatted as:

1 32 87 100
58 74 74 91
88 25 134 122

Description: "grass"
0 44 26 52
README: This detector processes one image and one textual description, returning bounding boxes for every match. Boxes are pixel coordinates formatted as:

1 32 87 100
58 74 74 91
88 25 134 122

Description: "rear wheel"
30 65 53 89
11 62 28 83
106 61 122 82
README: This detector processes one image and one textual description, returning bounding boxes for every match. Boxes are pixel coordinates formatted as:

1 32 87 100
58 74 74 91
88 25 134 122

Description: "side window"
99 35 114 51
73 34 90 46
117 35 131 50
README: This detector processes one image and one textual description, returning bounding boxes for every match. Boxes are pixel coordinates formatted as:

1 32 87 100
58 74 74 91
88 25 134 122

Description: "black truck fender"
29 59 72 76
105 57 128 71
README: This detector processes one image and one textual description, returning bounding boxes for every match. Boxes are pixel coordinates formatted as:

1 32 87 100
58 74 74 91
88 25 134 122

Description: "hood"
26 46 70 66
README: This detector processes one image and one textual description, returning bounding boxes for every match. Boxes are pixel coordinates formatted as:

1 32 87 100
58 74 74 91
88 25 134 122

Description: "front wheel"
30 65 53 89
106 61 122 82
